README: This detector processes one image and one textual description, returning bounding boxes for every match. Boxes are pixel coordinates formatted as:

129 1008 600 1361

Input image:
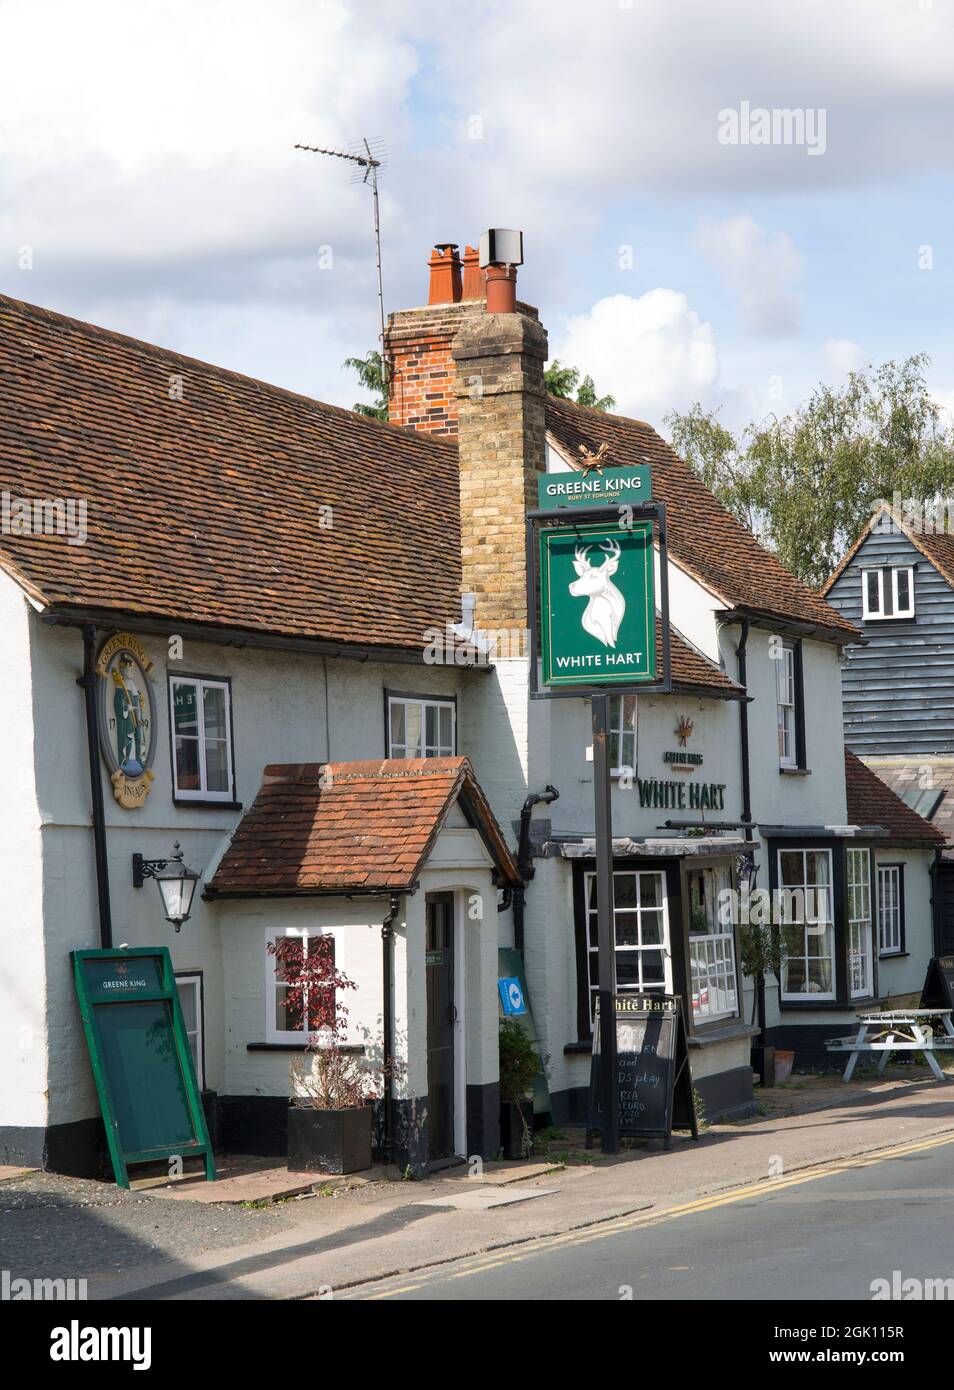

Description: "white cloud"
697 216 802 334
553 290 719 422
823 337 866 379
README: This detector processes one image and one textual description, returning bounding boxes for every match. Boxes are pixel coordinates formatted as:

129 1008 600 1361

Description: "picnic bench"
825 1009 954 1082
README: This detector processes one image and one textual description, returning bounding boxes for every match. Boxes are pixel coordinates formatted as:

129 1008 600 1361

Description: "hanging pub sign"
72 947 216 1188
539 521 656 687
586 994 698 1149
537 462 652 512
95 631 157 808
921 956 954 1010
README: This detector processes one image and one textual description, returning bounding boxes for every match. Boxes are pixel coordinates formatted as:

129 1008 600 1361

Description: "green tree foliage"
545 360 616 412
665 356 954 588
342 349 388 421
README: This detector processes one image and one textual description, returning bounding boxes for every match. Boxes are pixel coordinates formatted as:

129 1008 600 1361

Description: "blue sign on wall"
498 977 527 1016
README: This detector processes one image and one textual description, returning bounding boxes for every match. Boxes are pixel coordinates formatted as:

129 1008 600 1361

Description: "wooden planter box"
287 1104 373 1174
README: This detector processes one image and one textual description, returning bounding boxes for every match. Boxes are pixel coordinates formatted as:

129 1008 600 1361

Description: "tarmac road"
342 1133 954 1301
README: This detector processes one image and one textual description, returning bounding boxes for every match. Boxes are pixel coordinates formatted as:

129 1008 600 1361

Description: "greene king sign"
539 522 655 686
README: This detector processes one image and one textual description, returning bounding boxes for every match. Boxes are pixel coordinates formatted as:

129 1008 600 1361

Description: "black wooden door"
426 893 456 1161
937 864 954 955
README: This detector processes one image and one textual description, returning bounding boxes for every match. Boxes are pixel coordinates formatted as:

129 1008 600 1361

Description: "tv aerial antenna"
294 138 389 394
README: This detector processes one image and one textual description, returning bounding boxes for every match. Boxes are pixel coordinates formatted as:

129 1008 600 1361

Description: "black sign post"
591 694 619 1153
586 994 698 1148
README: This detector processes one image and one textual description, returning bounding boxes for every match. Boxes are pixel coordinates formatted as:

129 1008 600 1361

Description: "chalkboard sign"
921 956 954 1010
586 994 698 1148
72 947 216 1188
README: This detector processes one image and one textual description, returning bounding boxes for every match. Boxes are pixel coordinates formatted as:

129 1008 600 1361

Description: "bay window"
779 849 835 1000
582 869 672 1023
688 863 739 1022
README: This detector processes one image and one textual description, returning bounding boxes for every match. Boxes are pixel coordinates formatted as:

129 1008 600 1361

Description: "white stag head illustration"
569 539 625 648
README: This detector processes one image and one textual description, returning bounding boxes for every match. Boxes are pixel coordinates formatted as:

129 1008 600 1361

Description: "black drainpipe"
77 625 112 948
735 619 766 1047
506 785 559 953
380 891 401 1162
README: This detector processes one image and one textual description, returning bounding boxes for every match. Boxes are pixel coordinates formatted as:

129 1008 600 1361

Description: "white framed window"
878 864 904 955
583 870 672 1021
265 927 336 1044
609 693 637 776
776 641 797 768
862 565 915 620
170 676 234 801
175 972 204 1088
387 694 455 759
847 848 873 999
778 848 836 1001
688 864 739 1022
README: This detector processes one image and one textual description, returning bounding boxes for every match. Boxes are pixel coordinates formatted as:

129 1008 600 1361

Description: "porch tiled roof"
206 756 520 896
844 749 946 848
546 396 859 642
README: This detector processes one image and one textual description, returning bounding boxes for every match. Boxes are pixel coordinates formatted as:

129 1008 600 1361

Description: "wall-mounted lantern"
132 842 200 932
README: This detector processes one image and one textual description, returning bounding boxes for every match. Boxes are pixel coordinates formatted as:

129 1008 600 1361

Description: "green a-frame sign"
72 946 216 1188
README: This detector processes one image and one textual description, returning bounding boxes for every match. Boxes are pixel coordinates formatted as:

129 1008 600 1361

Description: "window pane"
614 875 638 909
390 702 405 749
616 957 641 988
780 851 804 886
205 739 229 792
405 704 422 755
640 911 664 946
439 704 453 749
203 685 227 739
640 951 665 984
896 568 911 612
615 914 640 947
639 873 662 908
175 736 200 791
178 982 197 1032
173 681 199 736
425 703 437 747
866 570 881 614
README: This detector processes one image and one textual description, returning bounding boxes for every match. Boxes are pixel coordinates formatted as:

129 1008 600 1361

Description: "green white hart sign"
539 521 656 686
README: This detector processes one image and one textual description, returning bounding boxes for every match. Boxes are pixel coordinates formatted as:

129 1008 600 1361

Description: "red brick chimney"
386 244 483 437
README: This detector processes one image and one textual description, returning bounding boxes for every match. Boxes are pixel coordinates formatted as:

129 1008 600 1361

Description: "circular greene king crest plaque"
95 632 157 808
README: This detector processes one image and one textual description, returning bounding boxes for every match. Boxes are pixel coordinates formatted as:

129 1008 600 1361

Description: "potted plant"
738 921 801 1087
499 1018 543 1160
268 935 377 1174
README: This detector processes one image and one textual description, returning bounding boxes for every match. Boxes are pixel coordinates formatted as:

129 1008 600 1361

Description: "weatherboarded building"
0 250 942 1177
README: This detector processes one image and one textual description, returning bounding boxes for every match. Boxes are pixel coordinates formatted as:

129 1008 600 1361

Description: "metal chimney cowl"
478 229 524 268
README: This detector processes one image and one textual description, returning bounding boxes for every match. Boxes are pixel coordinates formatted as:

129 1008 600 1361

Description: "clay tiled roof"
844 749 946 848
546 396 859 642
206 756 520 896
0 293 461 652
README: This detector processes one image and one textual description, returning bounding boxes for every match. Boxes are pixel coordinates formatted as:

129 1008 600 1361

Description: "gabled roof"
844 749 946 848
546 396 859 642
206 756 520 896
0 293 461 652
823 502 954 597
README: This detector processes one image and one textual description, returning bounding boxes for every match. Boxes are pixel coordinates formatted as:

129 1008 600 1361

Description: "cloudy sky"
2 0 953 430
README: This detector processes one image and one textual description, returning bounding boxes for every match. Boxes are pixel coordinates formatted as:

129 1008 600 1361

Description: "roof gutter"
717 606 865 647
41 607 493 671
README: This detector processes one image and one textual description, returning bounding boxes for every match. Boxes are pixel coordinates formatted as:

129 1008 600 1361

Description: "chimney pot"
461 245 486 300
428 244 463 305
485 263 517 314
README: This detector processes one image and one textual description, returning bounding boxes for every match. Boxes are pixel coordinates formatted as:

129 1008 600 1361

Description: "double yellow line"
345 1130 954 1299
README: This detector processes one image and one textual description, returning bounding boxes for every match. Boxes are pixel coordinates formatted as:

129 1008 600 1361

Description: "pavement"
3 1067 954 1300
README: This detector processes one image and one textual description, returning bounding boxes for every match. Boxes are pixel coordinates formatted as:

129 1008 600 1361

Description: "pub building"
0 237 942 1178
